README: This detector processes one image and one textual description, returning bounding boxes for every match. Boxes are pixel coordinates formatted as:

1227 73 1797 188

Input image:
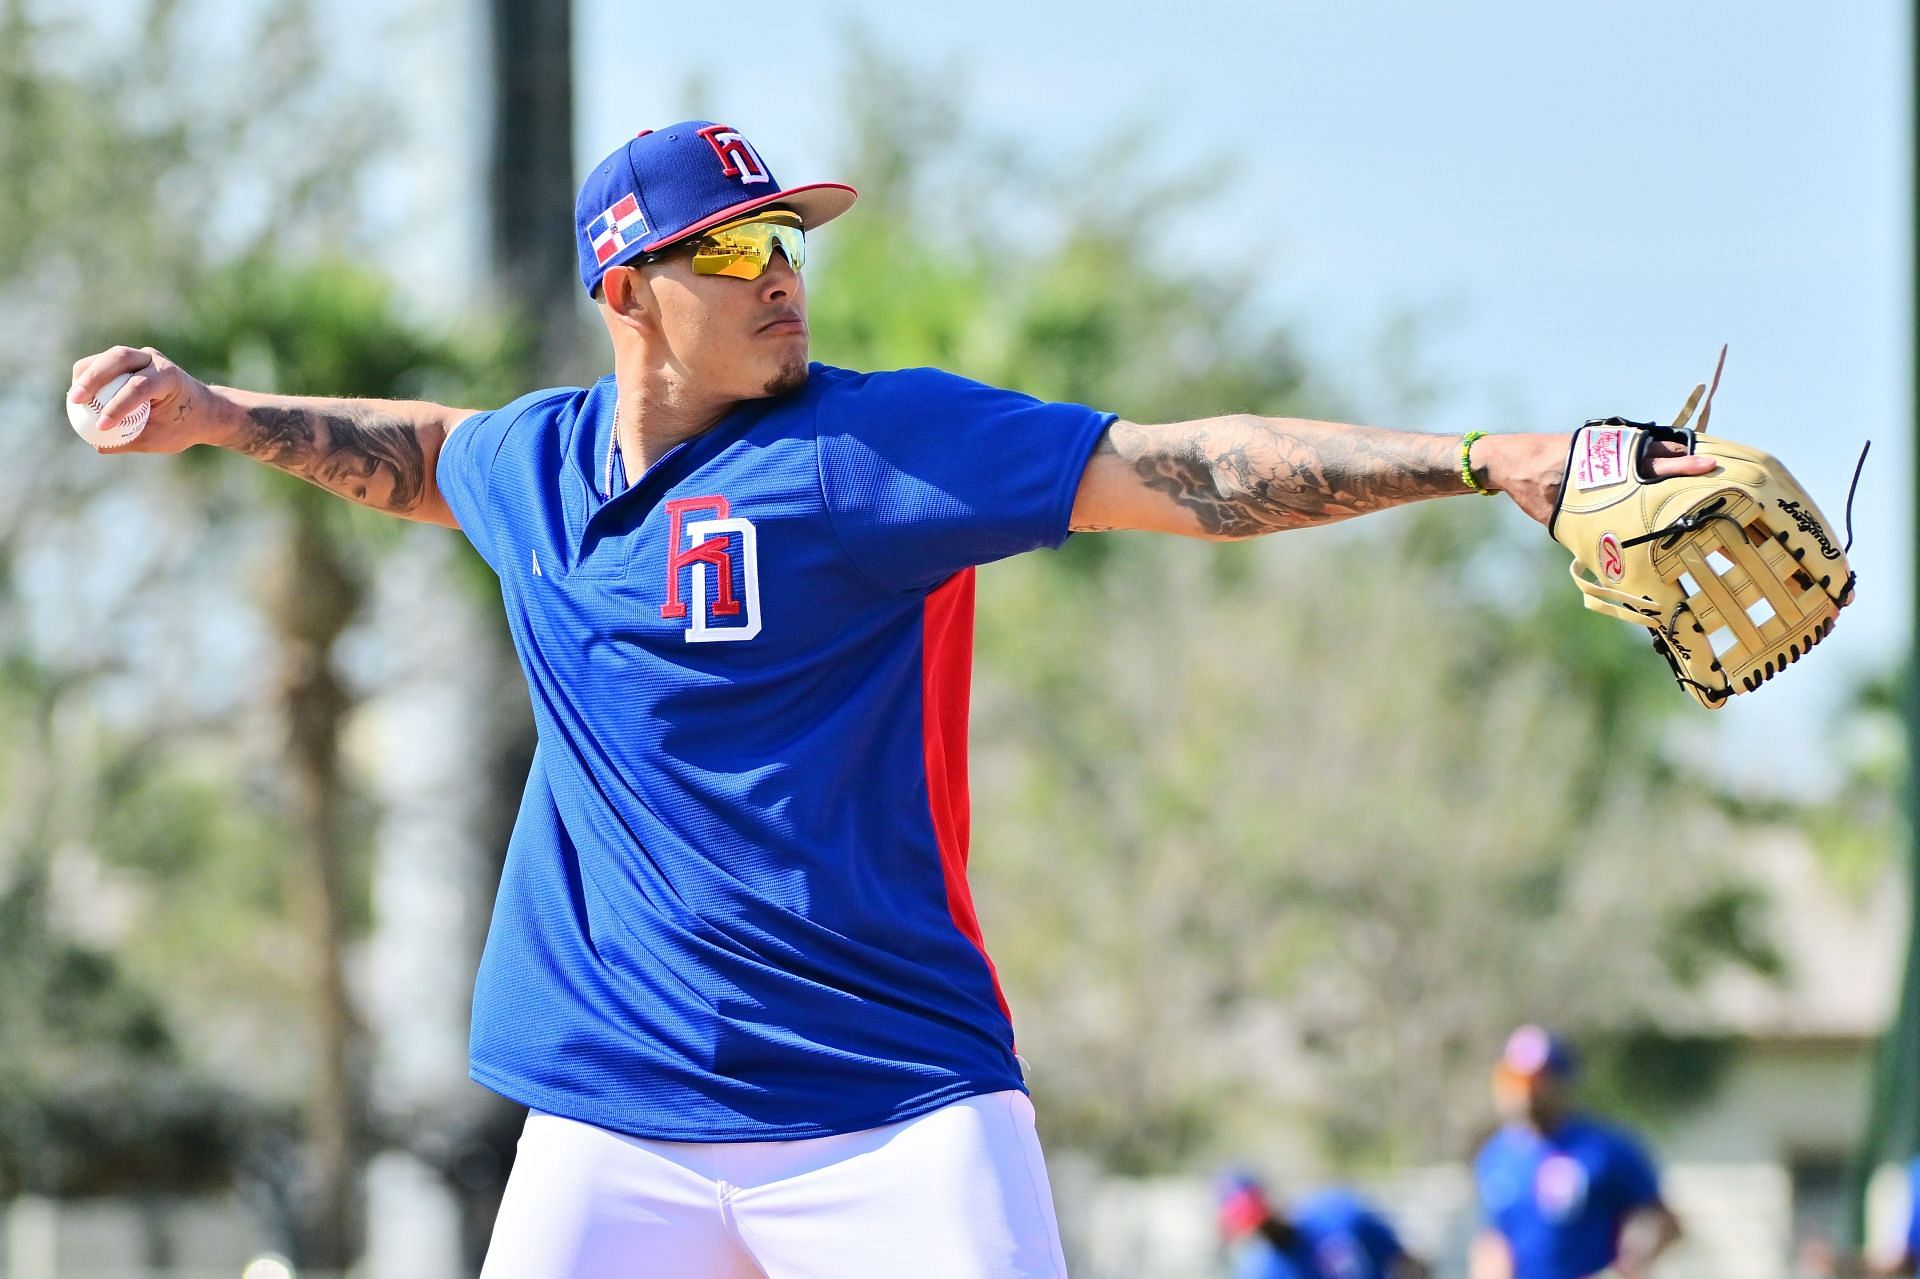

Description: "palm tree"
131 260 518 1269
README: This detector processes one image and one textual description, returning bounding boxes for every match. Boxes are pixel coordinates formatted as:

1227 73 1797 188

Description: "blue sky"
574 0 1908 772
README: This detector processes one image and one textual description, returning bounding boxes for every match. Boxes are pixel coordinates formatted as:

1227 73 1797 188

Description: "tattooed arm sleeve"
1070 414 1494 538
214 389 472 528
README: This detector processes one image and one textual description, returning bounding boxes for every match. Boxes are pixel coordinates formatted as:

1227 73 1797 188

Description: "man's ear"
599 264 657 336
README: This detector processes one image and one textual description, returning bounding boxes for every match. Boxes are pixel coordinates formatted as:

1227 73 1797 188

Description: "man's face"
634 236 811 401
1493 1068 1570 1129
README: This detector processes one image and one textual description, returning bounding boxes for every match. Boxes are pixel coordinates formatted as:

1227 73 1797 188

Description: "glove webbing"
1643 497 1848 700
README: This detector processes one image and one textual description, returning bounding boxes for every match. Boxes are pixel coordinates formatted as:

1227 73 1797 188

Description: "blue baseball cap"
574 120 857 296
1498 1024 1578 1079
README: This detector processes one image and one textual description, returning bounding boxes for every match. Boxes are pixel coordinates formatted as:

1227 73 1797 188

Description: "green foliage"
1708 661 1906 898
136 258 526 407
1 882 172 1061
104 257 527 557
1657 883 1785 986
1809 662 1907 895
0 0 524 1206
0 0 191 282
0 641 289 1194
966 528 1783 1167
94 759 267 885
809 44 1324 430
0 14 1875 1200
89 747 309 990
1575 1031 1742 1130
0 864 259 1198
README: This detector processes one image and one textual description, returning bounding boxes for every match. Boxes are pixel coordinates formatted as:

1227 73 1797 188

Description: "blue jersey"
1233 1190 1410 1279
437 363 1112 1141
1475 1116 1663 1279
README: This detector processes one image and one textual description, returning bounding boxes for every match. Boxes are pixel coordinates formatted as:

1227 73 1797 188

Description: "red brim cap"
577 121 859 295
637 181 857 253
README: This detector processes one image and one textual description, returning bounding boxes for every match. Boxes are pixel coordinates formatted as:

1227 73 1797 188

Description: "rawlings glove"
1549 348 1858 709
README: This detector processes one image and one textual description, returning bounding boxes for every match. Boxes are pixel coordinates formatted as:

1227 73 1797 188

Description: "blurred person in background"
1799 1153 1920 1278
1471 1026 1683 1279
1216 1169 1431 1279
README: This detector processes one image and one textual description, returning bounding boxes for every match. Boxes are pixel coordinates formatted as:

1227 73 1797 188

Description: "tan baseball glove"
1549 348 1858 708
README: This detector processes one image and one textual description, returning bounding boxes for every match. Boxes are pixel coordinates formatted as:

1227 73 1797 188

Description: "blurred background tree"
0 0 537 1269
809 40 1812 1174
0 8 1896 1275
110 260 526 1266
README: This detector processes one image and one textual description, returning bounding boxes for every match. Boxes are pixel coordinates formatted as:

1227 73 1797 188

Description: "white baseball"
67 372 151 447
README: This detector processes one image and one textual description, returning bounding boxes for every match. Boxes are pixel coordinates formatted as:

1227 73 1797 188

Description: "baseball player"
1862 1152 1920 1277
1216 1170 1432 1279
68 121 1714 1277
1471 1027 1683 1279
1884 1154 1920 1277
1802 1154 1920 1278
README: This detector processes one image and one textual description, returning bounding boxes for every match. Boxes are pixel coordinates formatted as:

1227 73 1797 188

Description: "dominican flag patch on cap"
587 194 648 264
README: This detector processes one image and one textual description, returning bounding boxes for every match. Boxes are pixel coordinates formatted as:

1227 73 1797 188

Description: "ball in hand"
67 372 150 447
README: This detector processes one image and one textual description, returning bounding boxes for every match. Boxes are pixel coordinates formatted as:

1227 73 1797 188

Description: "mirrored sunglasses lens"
691 222 806 279
769 225 805 270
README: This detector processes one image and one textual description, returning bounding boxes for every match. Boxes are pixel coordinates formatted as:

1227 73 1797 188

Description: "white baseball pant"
479 1089 1069 1278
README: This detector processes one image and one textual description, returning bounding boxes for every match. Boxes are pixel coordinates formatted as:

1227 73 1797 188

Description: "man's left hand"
1475 432 1717 525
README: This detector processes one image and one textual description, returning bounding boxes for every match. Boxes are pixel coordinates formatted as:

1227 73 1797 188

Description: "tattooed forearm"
232 403 430 514
1110 415 1464 537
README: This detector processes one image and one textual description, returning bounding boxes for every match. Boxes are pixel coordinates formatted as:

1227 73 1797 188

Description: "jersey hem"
468 1062 1028 1143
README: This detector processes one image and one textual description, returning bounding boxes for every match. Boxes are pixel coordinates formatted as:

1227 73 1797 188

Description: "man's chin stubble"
763 354 810 398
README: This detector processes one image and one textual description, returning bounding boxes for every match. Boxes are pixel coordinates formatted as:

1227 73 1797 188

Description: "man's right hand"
67 344 468 526
68 345 235 455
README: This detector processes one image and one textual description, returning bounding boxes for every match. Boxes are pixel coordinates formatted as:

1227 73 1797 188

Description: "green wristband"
1460 430 1496 496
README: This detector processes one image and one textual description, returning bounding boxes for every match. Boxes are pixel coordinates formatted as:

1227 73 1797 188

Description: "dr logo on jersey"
661 495 762 643
1534 1154 1591 1221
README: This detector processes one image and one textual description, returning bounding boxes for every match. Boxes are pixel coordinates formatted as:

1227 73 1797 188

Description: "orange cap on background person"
1492 1024 1580 1130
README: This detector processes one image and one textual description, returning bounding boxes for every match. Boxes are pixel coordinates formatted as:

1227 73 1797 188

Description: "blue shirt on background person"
1474 1114 1662 1279
1236 1190 1414 1279
1470 1026 1682 1279
1903 1154 1920 1271
1218 1172 1428 1279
